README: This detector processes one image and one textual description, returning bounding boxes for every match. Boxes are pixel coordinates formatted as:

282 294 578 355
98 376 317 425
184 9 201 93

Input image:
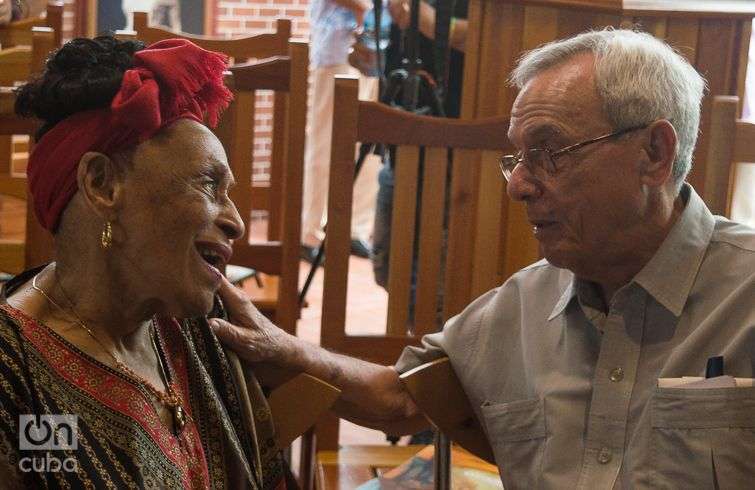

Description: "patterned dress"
0 267 290 489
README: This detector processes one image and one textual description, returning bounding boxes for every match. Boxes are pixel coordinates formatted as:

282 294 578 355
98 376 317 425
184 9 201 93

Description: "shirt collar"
633 184 714 316
548 184 714 321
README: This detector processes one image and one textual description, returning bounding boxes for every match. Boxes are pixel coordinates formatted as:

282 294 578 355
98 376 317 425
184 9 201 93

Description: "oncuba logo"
18 415 78 473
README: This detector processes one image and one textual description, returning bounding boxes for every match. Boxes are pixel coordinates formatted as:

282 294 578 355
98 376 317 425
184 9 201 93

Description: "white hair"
509 29 706 191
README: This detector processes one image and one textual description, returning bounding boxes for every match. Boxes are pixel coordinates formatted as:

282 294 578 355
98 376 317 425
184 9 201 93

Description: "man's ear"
640 120 677 188
76 151 125 219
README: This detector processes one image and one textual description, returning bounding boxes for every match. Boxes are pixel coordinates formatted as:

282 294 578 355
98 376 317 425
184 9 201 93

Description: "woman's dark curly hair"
15 36 146 138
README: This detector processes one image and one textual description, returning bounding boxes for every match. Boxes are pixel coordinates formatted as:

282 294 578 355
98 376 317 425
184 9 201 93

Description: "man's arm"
209 277 429 435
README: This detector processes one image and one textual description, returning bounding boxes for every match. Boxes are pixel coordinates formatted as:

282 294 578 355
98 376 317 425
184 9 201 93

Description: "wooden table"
315 445 426 490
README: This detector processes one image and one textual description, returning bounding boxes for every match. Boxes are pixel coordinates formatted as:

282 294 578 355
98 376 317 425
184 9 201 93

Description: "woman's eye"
202 180 219 196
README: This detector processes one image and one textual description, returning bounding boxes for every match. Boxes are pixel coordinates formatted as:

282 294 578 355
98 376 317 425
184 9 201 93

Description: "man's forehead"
510 54 604 137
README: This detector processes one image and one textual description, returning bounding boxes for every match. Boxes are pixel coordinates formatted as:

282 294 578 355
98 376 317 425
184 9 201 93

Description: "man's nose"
506 163 542 202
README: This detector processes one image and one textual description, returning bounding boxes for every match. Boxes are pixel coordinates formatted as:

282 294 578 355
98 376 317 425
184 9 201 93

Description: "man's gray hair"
510 29 706 191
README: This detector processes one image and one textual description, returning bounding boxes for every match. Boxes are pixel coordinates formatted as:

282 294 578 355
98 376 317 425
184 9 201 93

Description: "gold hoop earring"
100 222 113 250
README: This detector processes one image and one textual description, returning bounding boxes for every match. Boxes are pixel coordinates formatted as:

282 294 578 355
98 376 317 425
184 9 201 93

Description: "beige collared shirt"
395 184 755 489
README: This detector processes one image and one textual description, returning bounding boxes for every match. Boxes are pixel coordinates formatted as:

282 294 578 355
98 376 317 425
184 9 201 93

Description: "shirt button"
609 367 624 382
597 447 612 464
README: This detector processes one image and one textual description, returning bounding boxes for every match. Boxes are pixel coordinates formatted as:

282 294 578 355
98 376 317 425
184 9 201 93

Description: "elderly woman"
0 36 290 489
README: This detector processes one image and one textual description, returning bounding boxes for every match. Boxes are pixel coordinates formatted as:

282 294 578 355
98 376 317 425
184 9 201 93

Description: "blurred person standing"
301 0 385 262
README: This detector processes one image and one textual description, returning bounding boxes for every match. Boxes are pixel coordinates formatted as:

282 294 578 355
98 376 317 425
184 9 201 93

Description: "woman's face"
113 119 244 318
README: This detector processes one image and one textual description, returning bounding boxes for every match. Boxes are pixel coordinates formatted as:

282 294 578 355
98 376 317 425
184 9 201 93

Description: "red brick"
257 8 280 16
244 20 269 29
217 20 242 29
285 8 306 16
232 7 257 15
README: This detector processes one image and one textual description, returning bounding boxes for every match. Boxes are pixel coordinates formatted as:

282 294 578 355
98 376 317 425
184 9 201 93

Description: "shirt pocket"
480 397 547 490
651 387 755 489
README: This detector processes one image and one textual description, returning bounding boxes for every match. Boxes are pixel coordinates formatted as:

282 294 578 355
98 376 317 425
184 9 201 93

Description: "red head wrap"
27 38 233 231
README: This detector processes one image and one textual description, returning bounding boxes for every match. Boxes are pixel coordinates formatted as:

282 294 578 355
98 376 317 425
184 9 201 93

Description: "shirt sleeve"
394 287 500 374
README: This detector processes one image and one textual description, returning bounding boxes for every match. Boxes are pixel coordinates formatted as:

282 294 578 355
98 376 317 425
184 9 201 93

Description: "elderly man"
211 29 755 488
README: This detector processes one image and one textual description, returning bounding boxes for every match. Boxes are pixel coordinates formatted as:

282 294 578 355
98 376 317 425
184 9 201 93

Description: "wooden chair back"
129 11 290 62
704 96 755 224
316 75 512 449
0 2 63 48
214 40 308 336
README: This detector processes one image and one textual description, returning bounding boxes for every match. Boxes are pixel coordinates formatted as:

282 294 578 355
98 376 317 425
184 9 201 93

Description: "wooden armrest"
399 357 495 464
268 372 341 448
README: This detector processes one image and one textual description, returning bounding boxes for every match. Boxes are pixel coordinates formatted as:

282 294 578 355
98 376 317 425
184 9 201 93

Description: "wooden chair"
704 95 755 225
0 1 63 48
214 40 308 336
311 75 511 486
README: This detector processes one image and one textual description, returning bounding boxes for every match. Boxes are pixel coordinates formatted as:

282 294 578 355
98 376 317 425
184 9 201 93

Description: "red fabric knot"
27 38 233 231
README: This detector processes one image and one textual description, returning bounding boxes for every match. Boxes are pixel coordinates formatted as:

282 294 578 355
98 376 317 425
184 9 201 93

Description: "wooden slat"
444 149 481 321
267 90 287 239
471 151 507 297
329 335 421 367
691 18 739 196
218 87 256 230
31 27 55 74
704 96 738 217
633 16 667 38
386 145 420 336
557 7 599 38
0 137 11 174
0 176 28 200
522 6 559 51
733 121 755 163
0 239 25 275
321 76 359 347
274 40 308 336
357 102 510 151
229 243 283 276
664 17 699 64
413 147 448 337
0 46 32 86
460 0 486 117
230 57 291 92
735 18 752 115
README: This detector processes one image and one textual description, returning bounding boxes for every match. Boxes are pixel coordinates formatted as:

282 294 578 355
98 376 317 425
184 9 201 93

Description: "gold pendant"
173 405 186 433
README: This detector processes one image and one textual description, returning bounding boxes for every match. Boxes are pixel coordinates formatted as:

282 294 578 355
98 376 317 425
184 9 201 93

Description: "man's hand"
209 276 296 365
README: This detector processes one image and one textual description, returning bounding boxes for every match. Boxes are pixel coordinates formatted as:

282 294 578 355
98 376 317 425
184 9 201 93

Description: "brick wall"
214 0 312 183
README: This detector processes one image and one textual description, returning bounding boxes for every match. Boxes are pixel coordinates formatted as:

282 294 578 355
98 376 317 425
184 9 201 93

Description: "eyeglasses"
499 122 655 182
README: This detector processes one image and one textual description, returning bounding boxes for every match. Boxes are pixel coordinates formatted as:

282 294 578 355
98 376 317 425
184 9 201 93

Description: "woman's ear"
76 151 125 219
640 120 677 188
